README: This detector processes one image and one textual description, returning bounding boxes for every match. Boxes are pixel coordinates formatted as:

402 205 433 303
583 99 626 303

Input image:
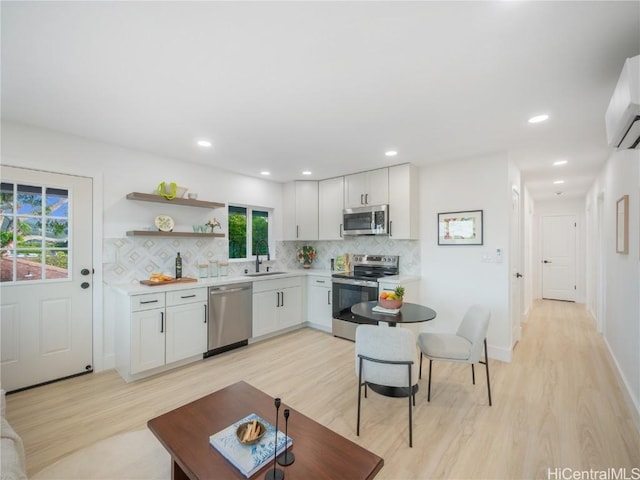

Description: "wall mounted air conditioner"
605 55 640 149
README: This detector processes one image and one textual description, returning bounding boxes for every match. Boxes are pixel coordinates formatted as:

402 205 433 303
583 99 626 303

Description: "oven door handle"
331 277 379 288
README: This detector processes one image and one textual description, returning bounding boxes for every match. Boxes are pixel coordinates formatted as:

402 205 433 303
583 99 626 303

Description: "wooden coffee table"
148 381 384 479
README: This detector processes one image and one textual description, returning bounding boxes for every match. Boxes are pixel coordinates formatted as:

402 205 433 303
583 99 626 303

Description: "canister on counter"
219 262 229 276
209 259 219 277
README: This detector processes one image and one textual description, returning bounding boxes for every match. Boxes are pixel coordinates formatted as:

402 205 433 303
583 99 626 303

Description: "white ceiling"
2 1 639 200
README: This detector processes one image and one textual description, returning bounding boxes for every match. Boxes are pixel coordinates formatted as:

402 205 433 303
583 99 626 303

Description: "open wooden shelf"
126 231 225 238
126 192 225 209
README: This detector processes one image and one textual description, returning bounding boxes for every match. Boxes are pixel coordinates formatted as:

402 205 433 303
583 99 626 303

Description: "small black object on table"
351 300 437 398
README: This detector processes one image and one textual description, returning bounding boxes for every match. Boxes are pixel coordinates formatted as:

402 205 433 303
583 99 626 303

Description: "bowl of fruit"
379 286 405 309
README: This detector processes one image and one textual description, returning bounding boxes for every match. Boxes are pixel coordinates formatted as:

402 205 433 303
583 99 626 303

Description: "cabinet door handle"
339 223 343 238
276 291 280 308
389 220 392 236
181 294 196 299
365 193 369 205
280 291 284 307
141 299 159 304
296 225 299 238
160 312 164 333
327 290 331 305
204 304 207 323
360 194 364 205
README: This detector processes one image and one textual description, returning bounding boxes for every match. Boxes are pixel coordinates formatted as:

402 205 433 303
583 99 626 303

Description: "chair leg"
419 352 423 379
357 357 363 435
408 364 413 448
484 338 492 406
427 359 433 402
471 364 476 385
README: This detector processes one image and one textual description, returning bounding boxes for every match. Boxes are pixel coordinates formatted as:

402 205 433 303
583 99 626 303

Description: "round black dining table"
351 300 437 326
351 300 437 397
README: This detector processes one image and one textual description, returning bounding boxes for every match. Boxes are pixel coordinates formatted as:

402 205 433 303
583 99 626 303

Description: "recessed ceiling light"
553 180 565 185
260 171 270 176
196 140 212 147
528 114 549 124
302 171 312 176
385 150 398 157
553 160 568 166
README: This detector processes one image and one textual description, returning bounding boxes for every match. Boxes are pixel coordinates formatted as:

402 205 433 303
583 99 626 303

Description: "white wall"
419 153 512 362
531 197 586 302
585 148 640 429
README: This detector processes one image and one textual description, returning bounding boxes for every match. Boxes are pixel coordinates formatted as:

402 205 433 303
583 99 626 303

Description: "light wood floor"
6 300 640 479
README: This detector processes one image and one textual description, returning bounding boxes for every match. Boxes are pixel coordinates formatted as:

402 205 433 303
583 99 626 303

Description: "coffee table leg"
172 458 190 480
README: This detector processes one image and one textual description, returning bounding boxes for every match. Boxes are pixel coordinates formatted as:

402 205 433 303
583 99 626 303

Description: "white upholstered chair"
417 305 492 406
355 324 419 447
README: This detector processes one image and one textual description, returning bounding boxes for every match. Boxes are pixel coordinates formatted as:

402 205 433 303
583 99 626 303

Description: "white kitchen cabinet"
165 288 207 364
319 176 344 240
111 286 207 382
131 303 166 374
344 168 389 208
307 276 332 331
283 181 319 241
388 163 420 239
252 277 303 338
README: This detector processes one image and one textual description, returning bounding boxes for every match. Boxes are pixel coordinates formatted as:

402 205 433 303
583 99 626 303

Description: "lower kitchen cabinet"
307 275 332 331
111 287 207 382
165 289 208 364
252 277 303 338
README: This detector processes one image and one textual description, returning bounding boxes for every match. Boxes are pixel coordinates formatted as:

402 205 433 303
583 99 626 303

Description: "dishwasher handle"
209 285 252 295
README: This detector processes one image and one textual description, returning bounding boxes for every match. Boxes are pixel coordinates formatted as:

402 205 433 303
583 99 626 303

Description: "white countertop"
105 269 420 295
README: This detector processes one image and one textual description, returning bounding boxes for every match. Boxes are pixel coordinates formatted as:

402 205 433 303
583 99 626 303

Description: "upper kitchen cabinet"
388 163 419 239
283 181 319 241
344 168 389 208
319 176 344 240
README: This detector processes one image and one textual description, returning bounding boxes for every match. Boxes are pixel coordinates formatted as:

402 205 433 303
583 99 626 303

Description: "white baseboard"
603 337 640 434
488 344 512 363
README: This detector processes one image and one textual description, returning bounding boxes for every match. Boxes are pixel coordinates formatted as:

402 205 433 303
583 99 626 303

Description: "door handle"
360 194 364 205
365 193 369 205
204 304 207 323
81 282 90 289
160 312 164 333
543 260 551 264
280 291 285 307
327 290 331 305
340 223 343 238
81 268 91 276
515 273 523 278
276 291 281 308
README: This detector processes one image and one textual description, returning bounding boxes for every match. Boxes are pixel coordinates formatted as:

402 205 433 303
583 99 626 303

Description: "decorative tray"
139 277 198 286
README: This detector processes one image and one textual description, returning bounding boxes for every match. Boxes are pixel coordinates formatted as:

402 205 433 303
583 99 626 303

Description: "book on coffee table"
209 413 292 478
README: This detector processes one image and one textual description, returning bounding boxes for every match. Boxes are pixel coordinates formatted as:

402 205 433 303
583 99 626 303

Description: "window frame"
227 203 274 263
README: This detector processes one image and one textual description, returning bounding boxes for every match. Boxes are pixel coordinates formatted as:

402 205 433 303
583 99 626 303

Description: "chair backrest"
355 324 418 387
456 305 491 363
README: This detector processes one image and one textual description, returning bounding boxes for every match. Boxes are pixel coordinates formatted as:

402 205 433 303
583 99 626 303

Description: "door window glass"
0 182 70 282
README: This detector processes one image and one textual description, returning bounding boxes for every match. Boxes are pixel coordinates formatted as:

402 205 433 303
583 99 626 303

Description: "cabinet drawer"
252 276 302 294
131 292 165 312
166 288 207 306
309 276 331 287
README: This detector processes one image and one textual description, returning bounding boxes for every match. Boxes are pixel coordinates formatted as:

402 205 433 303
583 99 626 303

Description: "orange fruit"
380 292 388 300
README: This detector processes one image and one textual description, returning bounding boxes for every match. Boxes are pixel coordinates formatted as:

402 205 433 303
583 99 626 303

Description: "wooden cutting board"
139 277 198 286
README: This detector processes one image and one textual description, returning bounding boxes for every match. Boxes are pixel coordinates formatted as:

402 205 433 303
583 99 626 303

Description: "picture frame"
438 210 483 245
616 195 629 254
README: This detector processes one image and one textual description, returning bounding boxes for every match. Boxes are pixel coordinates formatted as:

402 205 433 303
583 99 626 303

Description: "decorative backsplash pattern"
103 236 420 284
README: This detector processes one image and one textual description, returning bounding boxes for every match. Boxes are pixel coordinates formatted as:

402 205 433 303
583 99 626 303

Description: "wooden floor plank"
5 299 640 478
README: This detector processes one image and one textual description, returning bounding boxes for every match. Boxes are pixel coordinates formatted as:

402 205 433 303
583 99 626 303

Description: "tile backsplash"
103 236 420 284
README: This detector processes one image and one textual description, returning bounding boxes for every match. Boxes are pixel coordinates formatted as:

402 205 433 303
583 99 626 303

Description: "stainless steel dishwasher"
205 282 253 357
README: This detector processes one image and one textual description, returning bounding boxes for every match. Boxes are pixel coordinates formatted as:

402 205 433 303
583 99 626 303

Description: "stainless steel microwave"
343 204 389 235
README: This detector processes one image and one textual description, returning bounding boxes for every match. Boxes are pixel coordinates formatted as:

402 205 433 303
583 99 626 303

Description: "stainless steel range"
332 254 399 341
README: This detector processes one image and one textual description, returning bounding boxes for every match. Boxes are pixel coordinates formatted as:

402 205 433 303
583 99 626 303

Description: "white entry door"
1 166 93 391
541 215 576 301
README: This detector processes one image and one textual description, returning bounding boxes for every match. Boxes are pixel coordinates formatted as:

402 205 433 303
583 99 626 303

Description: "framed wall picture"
438 210 483 245
616 195 629 254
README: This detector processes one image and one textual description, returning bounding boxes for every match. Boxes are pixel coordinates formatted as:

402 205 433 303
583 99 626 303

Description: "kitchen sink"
244 271 288 277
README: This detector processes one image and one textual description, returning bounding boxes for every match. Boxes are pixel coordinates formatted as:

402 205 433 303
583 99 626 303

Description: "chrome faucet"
254 239 270 272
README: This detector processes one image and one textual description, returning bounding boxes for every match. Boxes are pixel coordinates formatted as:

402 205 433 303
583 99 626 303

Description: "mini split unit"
606 55 640 149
